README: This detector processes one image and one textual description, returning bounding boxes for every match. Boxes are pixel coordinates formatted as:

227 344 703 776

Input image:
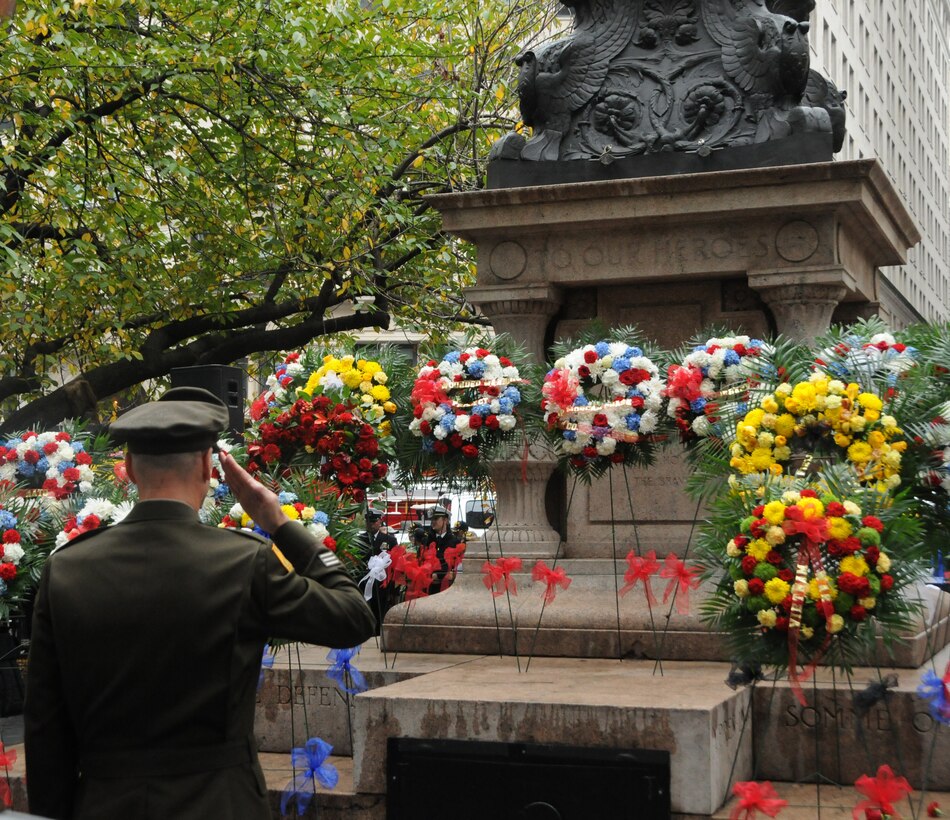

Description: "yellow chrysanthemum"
774 414 797 438
750 447 775 471
764 577 790 604
834 432 852 448
827 517 853 540
761 397 779 414
362 360 381 375
746 538 771 561
342 370 362 389
847 441 873 463
808 577 838 600
840 555 869 577
867 430 886 448
757 609 777 627
762 501 787 525
857 393 883 412
370 384 390 401
765 525 786 545
280 504 300 521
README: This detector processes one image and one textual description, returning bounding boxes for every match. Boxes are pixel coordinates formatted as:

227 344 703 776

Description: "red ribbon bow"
444 544 466 572
531 561 572 604
659 553 700 615
403 560 433 601
619 549 660 604
730 781 787 819
853 765 913 819
482 557 523 597
385 545 408 588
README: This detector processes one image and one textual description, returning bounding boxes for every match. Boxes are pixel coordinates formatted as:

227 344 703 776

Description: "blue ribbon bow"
280 737 339 815
326 646 367 695
257 645 276 692
917 667 950 725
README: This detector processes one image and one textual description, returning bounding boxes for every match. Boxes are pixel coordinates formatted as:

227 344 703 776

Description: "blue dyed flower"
723 350 740 366
0 512 15 530
471 404 490 417
0 580 8 596
326 646 367 695
750 339 764 348
467 360 486 378
625 413 641 430
498 398 513 414
692 344 706 353
503 386 521 403
443 351 461 363
72 442 85 453
564 430 577 442
573 396 589 407
313 511 329 525
17 462 34 478
213 483 230 501
422 439 435 452
918 667 950 725
57 461 75 474
280 737 339 815
689 398 707 413
612 357 631 373
735 403 748 415
258 645 276 691
439 415 456 431
627 347 642 358
594 341 610 356
35 457 49 473
278 491 298 504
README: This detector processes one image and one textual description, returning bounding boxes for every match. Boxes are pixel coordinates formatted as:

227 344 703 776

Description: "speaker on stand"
170 364 247 442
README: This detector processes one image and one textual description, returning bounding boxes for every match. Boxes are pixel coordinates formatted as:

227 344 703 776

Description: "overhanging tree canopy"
0 0 549 431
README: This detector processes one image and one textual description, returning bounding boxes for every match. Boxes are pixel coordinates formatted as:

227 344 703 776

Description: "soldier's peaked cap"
109 386 229 454
430 505 450 518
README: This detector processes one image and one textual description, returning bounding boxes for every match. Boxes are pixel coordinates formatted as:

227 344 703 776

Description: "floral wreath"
699 478 923 686
542 339 664 474
729 373 906 489
408 346 524 464
0 431 95 500
251 351 397 436
815 331 917 380
665 335 766 440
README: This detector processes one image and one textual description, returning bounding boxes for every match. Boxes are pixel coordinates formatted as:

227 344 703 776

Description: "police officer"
24 387 376 820
425 505 460 594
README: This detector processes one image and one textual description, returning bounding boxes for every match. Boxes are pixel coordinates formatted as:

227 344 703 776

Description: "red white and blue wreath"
542 340 664 473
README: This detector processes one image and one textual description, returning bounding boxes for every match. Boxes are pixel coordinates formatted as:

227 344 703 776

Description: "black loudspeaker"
387 738 671 819
170 365 246 440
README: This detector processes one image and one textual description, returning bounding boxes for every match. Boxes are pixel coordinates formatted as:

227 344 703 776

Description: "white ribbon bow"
360 551 392 601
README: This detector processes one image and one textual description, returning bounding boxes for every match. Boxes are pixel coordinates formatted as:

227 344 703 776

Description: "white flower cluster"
53 498 133 548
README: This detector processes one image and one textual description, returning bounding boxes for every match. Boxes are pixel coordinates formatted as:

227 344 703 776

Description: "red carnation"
413 405 424 419
592 413 609 427
850 604 867 621
584 350 598 364
23 451 39 465
462 444 479 459
1 531 19 544
469 414 483 430
861 516 884 533
499 357 512 367
43 442 59 455
419 420 432 435
485 415 500 430
766 550 783 565
0 563 15 582
865 546 880 565
880 574 894 591
609 452 625 463
75 452 92 466
433 441 449 455
741 556 758 575
262 444 281 463
752 505 765 517
459 353 470 363
323 537 337 552
82 514 101 530
778 569 794 582
825 501 846 517
475 348 490 358
748 577 765 596
619 370 639 386
449 433 464 448
774 615 790 631
55 431 71 441
800 489 818 498
629 396 645 410
578 365 590 379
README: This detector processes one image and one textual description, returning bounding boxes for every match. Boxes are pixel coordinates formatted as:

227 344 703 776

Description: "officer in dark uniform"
360 509 397 556
425 505 461 594
23 387 376 820
358 510 398 629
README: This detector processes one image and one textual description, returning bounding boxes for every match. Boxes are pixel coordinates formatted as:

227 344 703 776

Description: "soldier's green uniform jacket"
24 499 376 819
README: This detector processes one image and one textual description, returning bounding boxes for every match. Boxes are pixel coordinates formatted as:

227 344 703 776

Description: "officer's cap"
430 504 450 519
109 386 229 455
366 509 383 523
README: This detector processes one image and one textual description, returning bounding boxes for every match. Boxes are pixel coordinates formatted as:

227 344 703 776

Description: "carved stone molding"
751 280 849 341
466 285 564 364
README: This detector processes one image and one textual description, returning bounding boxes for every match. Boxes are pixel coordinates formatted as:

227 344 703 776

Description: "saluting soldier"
24 387 376 820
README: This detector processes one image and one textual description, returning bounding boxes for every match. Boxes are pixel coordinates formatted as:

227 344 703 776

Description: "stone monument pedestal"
383 158 945 664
